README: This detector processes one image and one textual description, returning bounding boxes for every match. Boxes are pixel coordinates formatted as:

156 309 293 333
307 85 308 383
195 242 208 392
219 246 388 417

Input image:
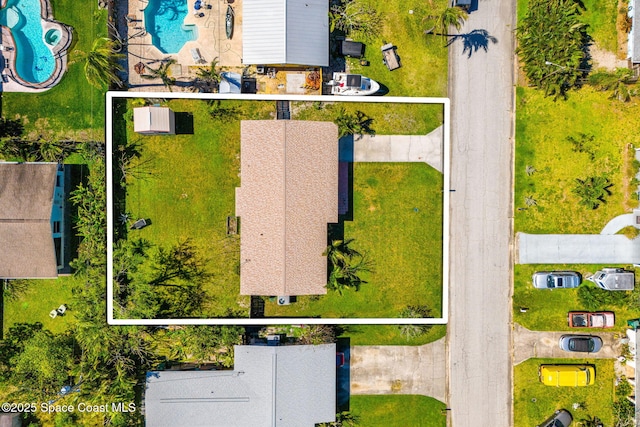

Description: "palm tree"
324 239 362 270
333 108 375 139
572 175 613 210
317 411 360 427
141 58 177 92
191 58 221 93
588 68 638 102
72 37 125 89
424 7 468 37
579 415 603 427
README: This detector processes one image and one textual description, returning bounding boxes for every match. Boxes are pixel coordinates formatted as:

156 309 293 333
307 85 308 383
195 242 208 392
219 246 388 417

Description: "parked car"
536 409 573 427
559 335 603 353
568 311 615 328
539 364 595 387
532 271 582 289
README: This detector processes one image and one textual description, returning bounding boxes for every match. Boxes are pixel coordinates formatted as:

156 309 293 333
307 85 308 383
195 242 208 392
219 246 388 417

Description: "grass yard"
580 0 619 54
514 358 615 426
121 99 274 317
267 162 443 318
515 86 640 234
2 276 79 335
513 264 640 331
2 0 107 137
350 395 447 427
341 324 446 346
292 101 443 135
342 0 448 98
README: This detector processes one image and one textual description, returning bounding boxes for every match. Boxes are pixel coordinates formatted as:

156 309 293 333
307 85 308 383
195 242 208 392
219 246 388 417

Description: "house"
235 121 338 298
628 0 640 71
133 106 175 135
242 0 329 67
0 413 21 427
0 162 66 279
144 344 336 427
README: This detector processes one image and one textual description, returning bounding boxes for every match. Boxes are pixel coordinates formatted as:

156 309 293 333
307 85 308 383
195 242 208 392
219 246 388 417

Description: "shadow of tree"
447 29 498 58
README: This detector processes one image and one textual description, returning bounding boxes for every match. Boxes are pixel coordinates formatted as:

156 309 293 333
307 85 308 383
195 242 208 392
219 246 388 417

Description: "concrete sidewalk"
349 338 446 402
514 324 622 365
338 125 443 172
517 232 640 264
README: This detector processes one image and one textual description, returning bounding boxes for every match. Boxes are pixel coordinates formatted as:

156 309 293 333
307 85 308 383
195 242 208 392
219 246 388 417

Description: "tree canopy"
517 0 590 99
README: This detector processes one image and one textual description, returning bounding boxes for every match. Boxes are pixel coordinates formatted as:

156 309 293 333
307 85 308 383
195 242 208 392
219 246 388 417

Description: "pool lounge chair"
191 48 205 64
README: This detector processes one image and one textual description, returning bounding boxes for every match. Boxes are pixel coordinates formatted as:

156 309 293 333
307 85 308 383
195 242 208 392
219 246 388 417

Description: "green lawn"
344 0 448 98
341 324 446 346
122 99 274 317
580 0 619 53
2 0 107 137
514 358 615 427
267 162 443 318
2 276 80 335
513 264 640 331
515 86 640 234
350 395 447 427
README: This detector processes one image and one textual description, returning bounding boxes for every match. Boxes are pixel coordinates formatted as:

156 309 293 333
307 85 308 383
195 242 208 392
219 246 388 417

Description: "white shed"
133 106 175 135
242 0 329 66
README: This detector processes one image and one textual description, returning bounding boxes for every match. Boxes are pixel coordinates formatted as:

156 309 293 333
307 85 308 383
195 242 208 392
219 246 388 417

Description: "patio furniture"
191 48 205 64
131 218 148 230
49 310 58 319
381 43 401 71
57 304 67 315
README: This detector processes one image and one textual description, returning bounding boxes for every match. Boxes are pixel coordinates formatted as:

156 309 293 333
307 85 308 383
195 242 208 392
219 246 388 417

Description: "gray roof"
242 0 329 66
0 413 21 427
634 1 640 63
145 344 336 427
0 163 58 278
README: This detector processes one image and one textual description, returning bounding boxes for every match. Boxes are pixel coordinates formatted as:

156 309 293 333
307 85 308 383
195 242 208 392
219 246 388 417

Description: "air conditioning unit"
277 296 290 305
256 65 266 74
266 335 281 346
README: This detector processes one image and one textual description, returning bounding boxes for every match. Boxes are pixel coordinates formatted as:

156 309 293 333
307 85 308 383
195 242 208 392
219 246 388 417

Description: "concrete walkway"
349 338 446 402
601 214 636 234
514 324 622 365
517 232 640 264
338 125 443 172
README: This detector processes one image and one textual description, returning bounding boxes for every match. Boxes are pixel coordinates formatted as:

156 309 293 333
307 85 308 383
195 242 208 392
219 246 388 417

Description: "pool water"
145 0 198 54
0 0 55 83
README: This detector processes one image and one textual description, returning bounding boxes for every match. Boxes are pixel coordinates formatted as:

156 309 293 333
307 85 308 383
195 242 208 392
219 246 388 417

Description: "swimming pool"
145 0 198 54
0 0 55 83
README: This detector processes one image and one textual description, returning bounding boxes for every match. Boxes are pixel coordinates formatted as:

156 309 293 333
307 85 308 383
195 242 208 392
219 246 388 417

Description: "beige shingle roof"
0 163 58 278
236 121 338 296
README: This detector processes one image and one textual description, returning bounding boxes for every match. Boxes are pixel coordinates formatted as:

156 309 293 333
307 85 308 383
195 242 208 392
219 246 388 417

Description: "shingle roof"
144 344 337 427
236 121 338 296
0 163 58 278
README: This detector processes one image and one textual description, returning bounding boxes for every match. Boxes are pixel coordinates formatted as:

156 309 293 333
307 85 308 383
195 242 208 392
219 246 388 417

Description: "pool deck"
127 0 244 91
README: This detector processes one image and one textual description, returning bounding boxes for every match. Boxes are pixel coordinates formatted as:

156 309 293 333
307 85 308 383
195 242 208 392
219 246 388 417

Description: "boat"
328 73 380 96
226 5 234 39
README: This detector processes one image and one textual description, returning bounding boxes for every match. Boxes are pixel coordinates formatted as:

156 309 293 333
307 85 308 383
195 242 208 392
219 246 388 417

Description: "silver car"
532 271 582 289
536 409 573 427
559 335 603 353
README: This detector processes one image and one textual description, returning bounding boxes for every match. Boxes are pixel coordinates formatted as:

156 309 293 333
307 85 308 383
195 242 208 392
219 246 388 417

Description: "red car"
568 311 615 328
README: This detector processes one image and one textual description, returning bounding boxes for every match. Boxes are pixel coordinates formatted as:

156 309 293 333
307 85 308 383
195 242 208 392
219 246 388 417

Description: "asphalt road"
447 1 516 426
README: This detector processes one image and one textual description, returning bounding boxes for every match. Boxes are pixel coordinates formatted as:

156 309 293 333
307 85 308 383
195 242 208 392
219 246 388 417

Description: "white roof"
242 0 329 66
133 106 175 134
145 344 336 427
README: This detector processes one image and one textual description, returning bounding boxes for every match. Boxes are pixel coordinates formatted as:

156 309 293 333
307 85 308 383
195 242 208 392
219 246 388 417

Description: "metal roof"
242 0 329 66
133 106 175 134
144 344 336 427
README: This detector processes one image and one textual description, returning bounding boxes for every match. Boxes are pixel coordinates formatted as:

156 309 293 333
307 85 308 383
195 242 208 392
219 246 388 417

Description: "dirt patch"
590 43 628 71
617 0 632 60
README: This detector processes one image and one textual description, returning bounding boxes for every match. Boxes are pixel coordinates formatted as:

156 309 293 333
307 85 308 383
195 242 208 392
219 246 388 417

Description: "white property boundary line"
106 91 450 325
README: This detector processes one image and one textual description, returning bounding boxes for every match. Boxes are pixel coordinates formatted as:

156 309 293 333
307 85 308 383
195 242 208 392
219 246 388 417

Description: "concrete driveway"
447 1 516 426
514 324 622 365
349 338 446 402
517 232 640 264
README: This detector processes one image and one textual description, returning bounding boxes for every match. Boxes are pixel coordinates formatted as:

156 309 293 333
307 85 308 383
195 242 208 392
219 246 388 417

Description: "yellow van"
539 364 595 386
